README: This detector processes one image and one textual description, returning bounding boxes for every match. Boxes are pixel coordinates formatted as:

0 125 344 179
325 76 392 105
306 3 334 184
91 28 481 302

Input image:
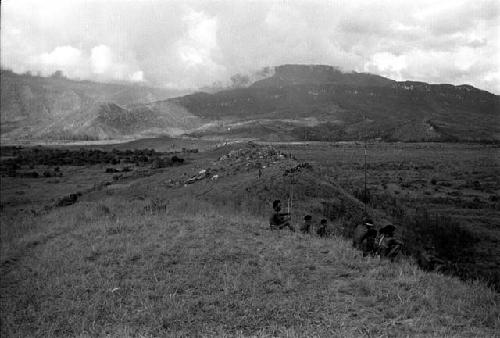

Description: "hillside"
175 65 500 142
1 143 498 336
2 65 499 143
0 70 197 141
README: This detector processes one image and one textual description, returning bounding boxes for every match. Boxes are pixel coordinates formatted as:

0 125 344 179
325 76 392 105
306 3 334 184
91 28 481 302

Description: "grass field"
273 142 500 286
1 140 499 336
1 197 499 336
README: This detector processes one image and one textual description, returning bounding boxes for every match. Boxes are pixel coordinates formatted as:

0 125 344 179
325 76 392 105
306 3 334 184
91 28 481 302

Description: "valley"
2 0 500 334
1 64 499 336
1 139 499 336
1 140 499 286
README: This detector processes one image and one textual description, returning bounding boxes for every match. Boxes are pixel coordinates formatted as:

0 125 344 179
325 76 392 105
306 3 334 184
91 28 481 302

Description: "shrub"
353 188 371 204
143 198 168 214
320 199 346 221
400 209 477 263
171 155 184 164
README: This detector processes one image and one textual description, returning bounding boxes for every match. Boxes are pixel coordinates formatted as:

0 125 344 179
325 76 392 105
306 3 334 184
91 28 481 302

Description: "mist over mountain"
251 64 394 88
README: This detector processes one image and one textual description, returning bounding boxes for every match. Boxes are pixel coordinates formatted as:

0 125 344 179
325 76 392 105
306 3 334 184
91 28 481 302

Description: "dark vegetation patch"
0 145 188 218
1 146 158 168
0 146 186 178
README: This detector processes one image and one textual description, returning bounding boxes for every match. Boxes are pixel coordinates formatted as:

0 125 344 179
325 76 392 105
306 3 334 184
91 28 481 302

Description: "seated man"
361 227 378 257
378 224 403 262
316 219 328 237
300 215 313 234
417 244 445 272
269 200 294 231
353 218 378 256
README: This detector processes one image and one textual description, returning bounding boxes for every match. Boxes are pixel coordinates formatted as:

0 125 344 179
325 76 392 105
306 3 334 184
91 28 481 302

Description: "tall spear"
363 114 367 214
364 141 367 214
290 181 293 224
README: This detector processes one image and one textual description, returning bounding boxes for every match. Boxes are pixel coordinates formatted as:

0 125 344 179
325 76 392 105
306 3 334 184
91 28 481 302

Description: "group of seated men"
352 218 403 261
269 199 328 237
269 199 403 260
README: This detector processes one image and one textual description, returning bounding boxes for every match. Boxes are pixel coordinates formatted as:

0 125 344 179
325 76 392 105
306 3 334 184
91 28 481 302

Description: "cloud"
176 10 217 68
28 46 88 78
89 44 144 81
14 43 145 81
90 45 113 74
1 0 499 93
364 53 407 80
39 46 83 67
170 9 227 87
129 71 144 82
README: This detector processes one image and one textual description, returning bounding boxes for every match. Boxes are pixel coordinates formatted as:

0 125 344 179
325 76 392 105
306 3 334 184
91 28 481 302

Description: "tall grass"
1 195 498 336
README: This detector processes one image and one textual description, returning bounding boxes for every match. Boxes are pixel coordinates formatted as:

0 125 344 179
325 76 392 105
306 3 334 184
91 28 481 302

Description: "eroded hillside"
0 70 196 141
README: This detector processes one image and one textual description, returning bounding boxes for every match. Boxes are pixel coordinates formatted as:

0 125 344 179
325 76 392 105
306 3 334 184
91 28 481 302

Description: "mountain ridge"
174 65 500 142
2 65 499 143
251 64 395 88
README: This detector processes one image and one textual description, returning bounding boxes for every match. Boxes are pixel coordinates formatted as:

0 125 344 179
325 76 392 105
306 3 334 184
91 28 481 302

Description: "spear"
364 142 367 214
363 114 367 214
290 180 294 224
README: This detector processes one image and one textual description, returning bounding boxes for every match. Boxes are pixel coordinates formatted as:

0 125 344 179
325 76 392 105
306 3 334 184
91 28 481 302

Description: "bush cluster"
0 146 187 177
1 147 159 168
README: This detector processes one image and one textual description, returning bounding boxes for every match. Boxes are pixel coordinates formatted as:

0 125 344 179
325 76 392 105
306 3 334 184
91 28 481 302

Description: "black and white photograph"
1 0 499 336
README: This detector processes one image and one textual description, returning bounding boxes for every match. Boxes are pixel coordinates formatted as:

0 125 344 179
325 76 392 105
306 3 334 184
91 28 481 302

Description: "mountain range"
176 65 500 142
1 65 499 143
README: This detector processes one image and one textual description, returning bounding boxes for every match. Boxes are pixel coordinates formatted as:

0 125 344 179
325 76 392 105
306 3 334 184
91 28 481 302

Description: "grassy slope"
1 143 499 336
1 197 499 337
273 142 500 285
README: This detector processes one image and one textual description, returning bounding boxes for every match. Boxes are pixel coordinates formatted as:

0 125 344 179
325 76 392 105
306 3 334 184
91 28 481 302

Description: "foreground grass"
1 199 499 337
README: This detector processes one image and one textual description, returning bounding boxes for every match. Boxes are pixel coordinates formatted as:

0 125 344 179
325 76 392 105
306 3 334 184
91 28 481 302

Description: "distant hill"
177 65 500 142
3 65 499 143
0 70 197 141
251 64 394 88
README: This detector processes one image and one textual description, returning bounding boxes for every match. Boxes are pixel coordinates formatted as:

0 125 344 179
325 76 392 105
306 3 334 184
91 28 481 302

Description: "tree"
51 70 65 79
230 73 250 88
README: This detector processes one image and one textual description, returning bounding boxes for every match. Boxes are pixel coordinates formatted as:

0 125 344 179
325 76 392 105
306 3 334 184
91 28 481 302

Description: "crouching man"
269 200 294 232
378 224 403 262
353 218 378 257
316 219 328 237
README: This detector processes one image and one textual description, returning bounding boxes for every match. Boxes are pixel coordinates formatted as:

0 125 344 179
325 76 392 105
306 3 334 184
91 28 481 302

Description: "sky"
1 0 499 93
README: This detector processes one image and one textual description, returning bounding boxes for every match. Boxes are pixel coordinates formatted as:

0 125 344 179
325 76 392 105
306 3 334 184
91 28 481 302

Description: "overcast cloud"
1 0 499 93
